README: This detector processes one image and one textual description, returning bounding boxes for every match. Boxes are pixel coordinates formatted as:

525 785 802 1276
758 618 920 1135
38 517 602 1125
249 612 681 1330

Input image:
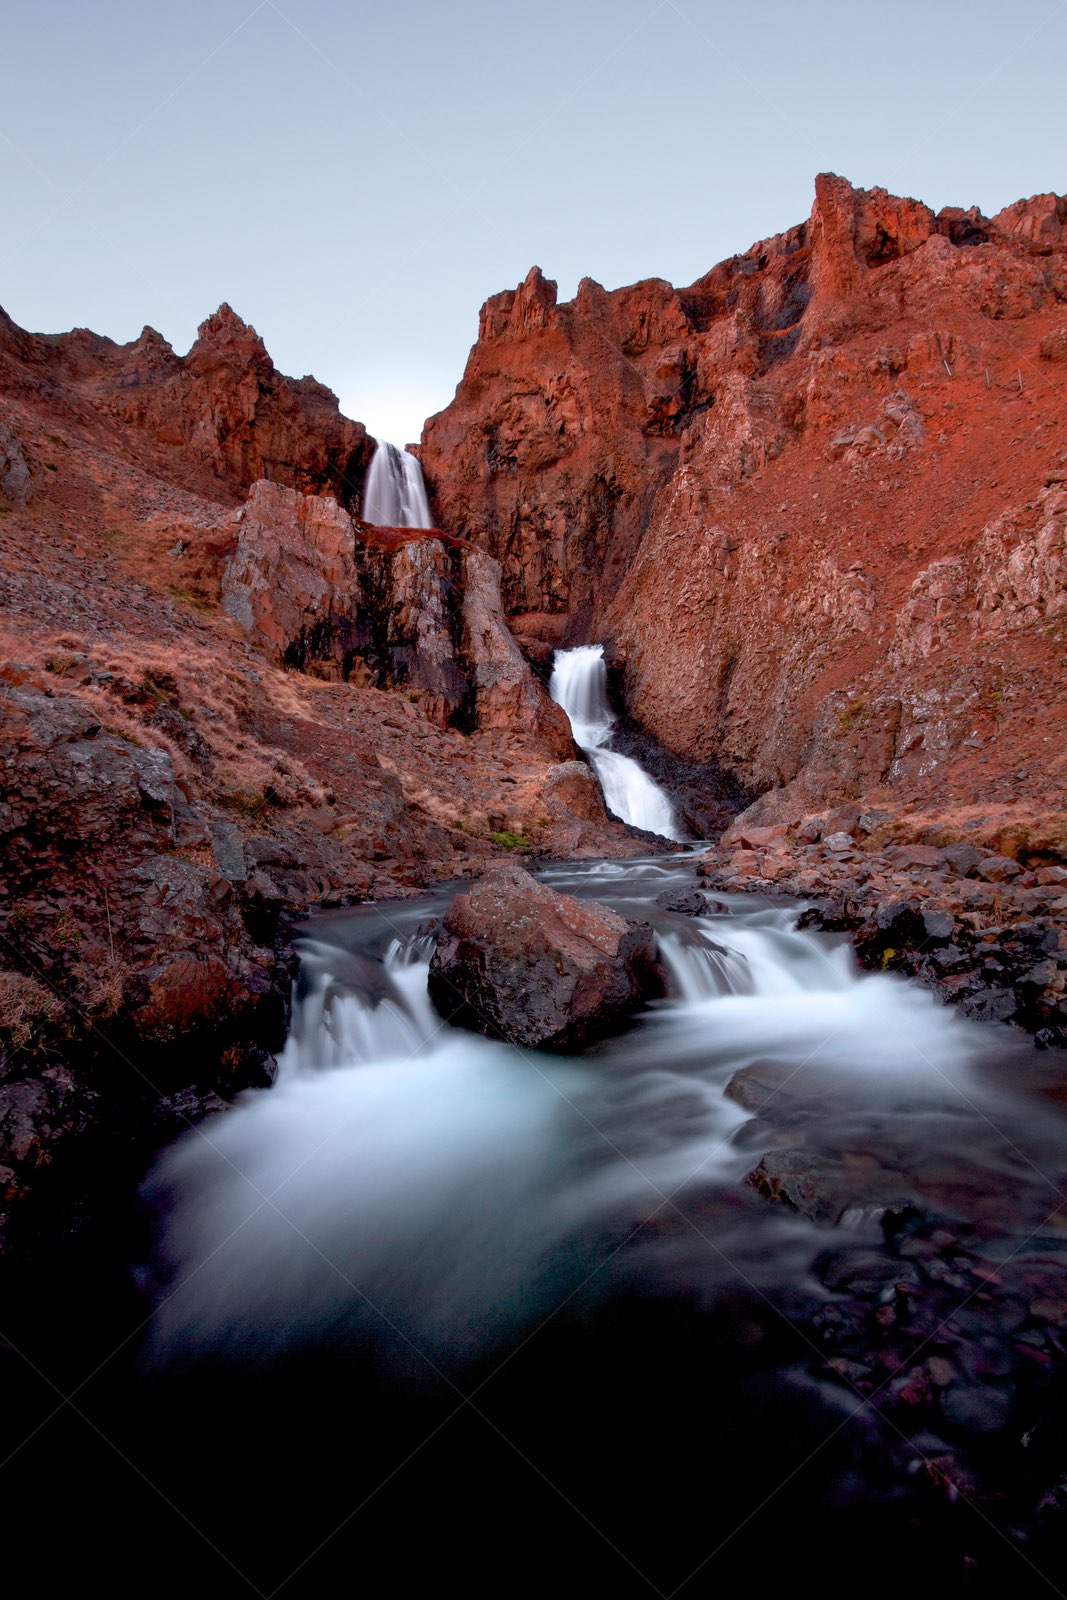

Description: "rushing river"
9 854 1067 1597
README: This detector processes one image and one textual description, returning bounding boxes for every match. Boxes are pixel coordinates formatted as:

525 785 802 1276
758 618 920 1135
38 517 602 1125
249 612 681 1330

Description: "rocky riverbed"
698 804 1067 1048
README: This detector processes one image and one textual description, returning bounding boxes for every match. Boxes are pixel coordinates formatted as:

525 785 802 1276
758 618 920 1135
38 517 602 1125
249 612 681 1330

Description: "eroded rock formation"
422 175 1067 825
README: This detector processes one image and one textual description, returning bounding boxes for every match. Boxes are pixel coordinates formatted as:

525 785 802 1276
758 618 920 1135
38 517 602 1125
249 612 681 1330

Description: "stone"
654 888 708 915
975 855 1022 882
427 863 663 1050
726 824 786 850
942 843 984 876
888 844 946 870
745 1148 835 1221
0 420 31 507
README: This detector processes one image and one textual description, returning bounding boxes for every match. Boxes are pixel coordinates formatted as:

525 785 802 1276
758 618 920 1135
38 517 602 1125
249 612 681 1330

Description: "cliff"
422 175 1067 825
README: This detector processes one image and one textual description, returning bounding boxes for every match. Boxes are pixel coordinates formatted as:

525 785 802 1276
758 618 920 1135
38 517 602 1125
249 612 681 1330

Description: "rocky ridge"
422 174 1067 824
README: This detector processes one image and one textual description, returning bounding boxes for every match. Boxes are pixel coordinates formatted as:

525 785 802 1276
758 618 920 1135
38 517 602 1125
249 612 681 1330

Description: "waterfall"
549 644 684 840
363 438 433 528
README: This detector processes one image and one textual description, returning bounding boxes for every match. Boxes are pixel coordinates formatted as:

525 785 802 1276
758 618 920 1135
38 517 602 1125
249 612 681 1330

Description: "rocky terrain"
2 171 1066 1248
0 304 645 1241
423 175 1067 821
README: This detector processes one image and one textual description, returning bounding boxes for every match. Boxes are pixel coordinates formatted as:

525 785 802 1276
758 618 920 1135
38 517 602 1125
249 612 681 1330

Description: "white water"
549 644 683 840
144 864 1054 1370
363 438 433 528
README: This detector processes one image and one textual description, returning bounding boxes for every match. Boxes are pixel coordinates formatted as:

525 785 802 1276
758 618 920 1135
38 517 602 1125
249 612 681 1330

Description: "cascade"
127 855 1067 1588
145 858 1052 1372
549 644 683 839
363 438 433 528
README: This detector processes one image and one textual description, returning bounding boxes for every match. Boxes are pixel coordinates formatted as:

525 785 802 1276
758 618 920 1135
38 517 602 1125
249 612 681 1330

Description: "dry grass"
0 624 331 813
0 969 72 1060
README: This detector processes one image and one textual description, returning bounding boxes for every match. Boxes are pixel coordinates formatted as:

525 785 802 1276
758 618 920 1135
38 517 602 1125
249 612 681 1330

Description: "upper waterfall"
549 645 684 841
363 439 433 528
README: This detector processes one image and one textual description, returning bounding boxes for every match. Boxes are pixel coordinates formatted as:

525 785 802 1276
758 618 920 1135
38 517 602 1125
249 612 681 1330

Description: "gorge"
1 172 1067 1594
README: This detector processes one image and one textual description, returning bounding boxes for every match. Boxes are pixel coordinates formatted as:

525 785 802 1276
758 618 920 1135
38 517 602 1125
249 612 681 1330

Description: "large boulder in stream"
428 863 663 1050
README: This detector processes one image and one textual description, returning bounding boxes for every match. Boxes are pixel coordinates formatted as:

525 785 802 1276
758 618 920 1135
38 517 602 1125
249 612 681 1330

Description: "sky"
1 0 1065 443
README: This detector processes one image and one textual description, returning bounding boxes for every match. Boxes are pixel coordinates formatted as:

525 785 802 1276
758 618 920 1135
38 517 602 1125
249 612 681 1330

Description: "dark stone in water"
654 887 707 915
428 862 664 1050
745 1148 831 1220
940 1381 1014 1437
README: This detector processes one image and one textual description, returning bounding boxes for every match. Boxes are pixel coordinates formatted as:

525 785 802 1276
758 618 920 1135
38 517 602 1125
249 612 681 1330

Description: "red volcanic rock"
223 480 362 661
423 172 1067 823
427 862 663 1050
221 479 572 750
0 300 372 507
991 193 1067 249
458 545 574 758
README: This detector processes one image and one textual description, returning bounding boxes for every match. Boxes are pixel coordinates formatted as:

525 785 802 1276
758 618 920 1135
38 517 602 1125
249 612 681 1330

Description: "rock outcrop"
428 862 663 1050
221 478 573 753
422 175 1067 824
0 301 372 507
0 299 658 1243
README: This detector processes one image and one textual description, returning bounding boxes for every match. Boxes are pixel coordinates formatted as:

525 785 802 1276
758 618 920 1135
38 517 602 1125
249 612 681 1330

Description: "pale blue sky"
1 0 1064 442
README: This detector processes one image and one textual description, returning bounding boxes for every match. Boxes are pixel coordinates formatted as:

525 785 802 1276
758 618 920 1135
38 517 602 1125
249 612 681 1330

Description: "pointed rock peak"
188 303 272 371
193 303 267 351
810 171 936 286
575 276 608 309
133 325 175 355
202 301 250 335
521 266 557 307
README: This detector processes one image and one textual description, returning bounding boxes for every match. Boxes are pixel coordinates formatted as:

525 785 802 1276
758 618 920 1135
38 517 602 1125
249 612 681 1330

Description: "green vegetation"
836 697 868 734
51 910 82 949
489 830 530 851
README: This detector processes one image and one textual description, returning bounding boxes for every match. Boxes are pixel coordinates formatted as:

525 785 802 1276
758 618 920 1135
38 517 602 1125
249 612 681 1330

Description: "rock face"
428 863 663 1050
0 301 372 508
422 174 1067 821
221 478 573 753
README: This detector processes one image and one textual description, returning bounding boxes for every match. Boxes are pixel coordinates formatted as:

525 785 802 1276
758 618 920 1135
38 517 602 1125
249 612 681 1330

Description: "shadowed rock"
428 862 664 1050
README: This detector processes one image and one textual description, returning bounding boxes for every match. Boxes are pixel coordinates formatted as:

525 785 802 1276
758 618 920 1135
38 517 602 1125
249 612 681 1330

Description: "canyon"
1 172 1066 1243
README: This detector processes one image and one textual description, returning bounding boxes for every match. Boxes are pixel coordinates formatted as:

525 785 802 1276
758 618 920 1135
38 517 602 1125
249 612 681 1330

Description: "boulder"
428 863 663 1050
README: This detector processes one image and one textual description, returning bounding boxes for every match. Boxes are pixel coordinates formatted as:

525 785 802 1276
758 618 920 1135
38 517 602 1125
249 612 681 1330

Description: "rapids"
14 855 1067 1598
147 855 1067 1369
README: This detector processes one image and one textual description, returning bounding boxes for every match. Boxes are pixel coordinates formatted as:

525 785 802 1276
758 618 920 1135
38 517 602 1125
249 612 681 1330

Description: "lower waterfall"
549 643 683 839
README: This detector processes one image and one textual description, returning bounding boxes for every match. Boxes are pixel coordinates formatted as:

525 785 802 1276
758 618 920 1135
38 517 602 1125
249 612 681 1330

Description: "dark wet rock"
959 987 1018 1024
745 1148 835 1220
724 1061 796 1114
654 887 707 915
428 862 664 1050
816 1249 922 1297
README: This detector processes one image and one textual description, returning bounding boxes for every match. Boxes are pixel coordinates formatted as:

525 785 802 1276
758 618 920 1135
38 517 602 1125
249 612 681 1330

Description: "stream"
8 852 1067 1596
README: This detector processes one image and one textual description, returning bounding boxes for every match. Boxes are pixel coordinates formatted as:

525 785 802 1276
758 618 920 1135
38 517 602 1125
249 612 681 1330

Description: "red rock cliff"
421 175 1067 819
